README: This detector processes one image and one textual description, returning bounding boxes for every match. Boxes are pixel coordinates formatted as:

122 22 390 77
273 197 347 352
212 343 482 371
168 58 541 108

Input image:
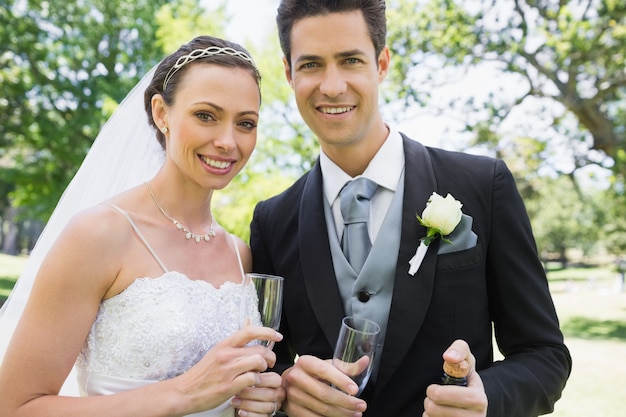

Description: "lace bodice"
76 271 258 381
71 206 259 417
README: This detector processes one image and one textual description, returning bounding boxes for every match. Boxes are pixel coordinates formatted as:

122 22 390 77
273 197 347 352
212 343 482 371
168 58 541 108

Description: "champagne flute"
333 316 380 396
240 273 284 347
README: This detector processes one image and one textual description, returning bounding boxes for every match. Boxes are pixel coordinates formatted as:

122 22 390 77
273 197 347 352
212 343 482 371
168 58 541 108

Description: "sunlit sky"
224 0 278 46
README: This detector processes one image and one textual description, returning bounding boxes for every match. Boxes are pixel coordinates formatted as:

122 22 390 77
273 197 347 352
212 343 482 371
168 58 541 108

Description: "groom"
250 1 571 416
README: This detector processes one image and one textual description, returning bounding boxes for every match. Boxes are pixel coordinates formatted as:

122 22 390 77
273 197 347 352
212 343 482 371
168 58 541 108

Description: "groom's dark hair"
276 0 387 67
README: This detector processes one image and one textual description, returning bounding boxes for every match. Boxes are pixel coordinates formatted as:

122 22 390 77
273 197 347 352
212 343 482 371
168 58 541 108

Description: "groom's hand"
281 355 368 417
423 339 488 416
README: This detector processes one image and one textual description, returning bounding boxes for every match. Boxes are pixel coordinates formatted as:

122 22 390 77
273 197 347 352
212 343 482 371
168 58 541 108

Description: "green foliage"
1 0 173 221
384 0 626 260
247 31 319 178
386 0 625 164
0 1 236 254
155 0 227 53
495 135 548 200
599 181 626 254
525 175 601 260
213 168 296 243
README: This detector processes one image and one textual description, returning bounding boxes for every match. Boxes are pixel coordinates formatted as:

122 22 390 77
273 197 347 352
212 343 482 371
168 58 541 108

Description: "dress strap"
109 205 169 273
230 234 246 283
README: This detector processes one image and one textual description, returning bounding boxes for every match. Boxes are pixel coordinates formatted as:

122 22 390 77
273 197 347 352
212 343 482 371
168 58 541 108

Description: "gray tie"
340 177 378 273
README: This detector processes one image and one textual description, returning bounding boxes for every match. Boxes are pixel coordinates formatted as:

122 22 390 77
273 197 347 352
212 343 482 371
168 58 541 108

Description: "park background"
1 0 625 416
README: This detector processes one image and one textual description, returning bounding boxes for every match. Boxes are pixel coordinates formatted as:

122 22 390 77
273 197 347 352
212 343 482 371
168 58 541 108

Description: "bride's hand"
231 371 285 417
173 326 283 414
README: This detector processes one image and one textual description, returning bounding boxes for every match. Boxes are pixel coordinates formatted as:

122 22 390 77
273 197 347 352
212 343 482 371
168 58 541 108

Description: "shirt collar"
321 126 405 205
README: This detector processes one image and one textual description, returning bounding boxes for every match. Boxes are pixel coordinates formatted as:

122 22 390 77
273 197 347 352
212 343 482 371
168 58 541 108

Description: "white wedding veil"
0 66 164 392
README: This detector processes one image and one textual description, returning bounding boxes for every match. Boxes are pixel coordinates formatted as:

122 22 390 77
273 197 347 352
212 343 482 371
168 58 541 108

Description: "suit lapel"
298 161 346 347
296 140 441 388
375 136 440 393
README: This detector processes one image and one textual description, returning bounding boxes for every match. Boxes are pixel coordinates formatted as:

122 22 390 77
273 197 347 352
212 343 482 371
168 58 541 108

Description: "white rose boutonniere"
408 192 463 276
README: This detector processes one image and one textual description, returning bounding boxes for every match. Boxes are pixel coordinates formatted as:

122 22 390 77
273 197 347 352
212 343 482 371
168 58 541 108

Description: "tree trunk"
1 206 20 255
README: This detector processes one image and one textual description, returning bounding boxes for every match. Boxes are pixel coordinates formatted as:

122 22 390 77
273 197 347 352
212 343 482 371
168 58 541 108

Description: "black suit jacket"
250 136 571 417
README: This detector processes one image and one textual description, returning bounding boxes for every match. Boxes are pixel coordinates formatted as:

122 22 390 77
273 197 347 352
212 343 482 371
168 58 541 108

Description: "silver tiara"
162 46 260 91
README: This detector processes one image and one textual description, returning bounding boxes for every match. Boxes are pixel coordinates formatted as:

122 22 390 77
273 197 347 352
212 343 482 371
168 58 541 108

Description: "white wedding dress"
73 205 259 417
0 66 260 416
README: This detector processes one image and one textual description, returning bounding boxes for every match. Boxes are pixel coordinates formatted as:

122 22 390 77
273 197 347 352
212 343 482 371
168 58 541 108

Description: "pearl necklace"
146 182 216 243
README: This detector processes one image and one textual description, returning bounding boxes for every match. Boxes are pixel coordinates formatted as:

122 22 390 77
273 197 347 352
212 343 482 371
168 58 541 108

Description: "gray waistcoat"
324 172 405 381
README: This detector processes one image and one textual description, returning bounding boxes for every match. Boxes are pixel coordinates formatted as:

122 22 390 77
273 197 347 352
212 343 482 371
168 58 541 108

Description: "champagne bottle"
441 360 469 386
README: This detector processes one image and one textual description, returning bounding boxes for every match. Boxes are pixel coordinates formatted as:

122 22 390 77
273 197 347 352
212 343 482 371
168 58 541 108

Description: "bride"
0 35 283 417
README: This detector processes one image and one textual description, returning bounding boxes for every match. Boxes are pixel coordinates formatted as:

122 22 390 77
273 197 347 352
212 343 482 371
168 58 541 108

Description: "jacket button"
357 290 371 302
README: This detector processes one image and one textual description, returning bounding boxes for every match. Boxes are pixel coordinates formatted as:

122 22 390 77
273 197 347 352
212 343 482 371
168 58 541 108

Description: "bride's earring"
160 126 168 134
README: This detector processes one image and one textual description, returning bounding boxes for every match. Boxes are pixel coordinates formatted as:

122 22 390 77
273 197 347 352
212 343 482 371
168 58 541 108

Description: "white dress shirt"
320 126 406 244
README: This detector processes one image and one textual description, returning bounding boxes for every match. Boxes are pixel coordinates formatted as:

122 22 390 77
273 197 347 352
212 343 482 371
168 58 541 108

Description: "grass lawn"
546 265 626 417
1 255 625 415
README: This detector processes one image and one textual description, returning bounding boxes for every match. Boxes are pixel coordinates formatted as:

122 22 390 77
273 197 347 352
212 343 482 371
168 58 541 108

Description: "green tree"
2 0 167 220
525 175 600 264
383 0 626 264
1 0 228 217
0 0 228 253
386 0 625 172
599 152 626 255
